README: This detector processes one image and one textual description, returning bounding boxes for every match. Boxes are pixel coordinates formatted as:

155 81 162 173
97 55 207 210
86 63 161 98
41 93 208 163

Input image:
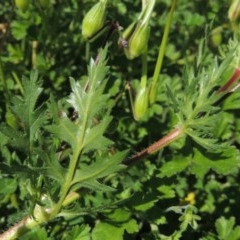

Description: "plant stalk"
124 126 184 165
149 0 177 104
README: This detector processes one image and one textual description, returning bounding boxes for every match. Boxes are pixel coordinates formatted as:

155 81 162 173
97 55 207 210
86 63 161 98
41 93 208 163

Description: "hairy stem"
124 126 184 165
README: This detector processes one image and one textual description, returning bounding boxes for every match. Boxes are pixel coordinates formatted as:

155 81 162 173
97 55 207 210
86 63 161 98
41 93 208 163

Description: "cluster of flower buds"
122 1 156 120
81 0 108 41
81 0 156 121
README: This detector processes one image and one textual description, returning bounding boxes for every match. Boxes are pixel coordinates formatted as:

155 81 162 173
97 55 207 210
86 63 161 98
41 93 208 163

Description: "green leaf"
11 70 44 132
71 179 115 192
82 116 113 152
0 162 36 179
128 191 158 212
186 131 223 153
107 209 138 234
64 225 91 240
215 217 238 240
0 178 17 194
125 219 139 234
71 151 127 191
0 70 47 159
36 148 66 184
45 117 78 151
158 156 189 178
191 147 239 178
92 209 138 240
228 227 240 240
73 151 126 181
108 208 131 221
68 48 110 127
92 222 124 240
157 185 176 199
0 124 28 151
223 91 240 110
11 20 30 40
167 42 238 155
19 227 48 240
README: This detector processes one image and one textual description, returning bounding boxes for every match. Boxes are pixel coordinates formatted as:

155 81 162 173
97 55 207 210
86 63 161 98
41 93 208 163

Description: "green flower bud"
38 0 51 9
210 26 222 48
118 21 137 50
82 1 107 40
134 86 149 121
15 0 30 12
228 0 240 21
124 21 150 60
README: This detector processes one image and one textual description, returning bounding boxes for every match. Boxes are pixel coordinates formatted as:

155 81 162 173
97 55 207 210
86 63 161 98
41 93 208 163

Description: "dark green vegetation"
1 0 240 239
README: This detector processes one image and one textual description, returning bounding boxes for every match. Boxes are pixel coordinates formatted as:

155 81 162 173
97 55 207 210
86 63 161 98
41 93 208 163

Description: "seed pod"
15 0 30 12
127 21 150 60
228 0 240 21
38 0 51 9
82 1 107 40
134 86 149 120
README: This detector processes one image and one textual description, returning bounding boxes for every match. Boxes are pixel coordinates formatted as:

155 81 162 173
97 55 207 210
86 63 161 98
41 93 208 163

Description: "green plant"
1 0 240 239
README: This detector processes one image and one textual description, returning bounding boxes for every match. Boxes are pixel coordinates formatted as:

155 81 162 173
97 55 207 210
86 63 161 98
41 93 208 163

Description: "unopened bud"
134 86 149 120
15 0 30 12
228 0 240 21
124 21 150 60
118 21 137 50
82 1 107 40
210 26 222 48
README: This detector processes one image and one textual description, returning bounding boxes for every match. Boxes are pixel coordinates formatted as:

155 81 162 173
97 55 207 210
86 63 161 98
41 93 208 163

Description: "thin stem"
151 0 177 88
50 149 83 218
124 126 184 165
126 82 136 118
0 56 10 108
11 71 24 95
141 0 156 25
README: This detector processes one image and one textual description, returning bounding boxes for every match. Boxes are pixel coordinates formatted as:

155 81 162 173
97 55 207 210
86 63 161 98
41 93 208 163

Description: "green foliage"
64 225 91 240
201 217 240 240
19 227 48 240
1 0 240 239
92 209 138 240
